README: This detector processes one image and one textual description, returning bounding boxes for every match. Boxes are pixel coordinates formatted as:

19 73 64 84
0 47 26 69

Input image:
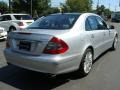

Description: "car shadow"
0 39 6 42
0 49 113 90
93 49 114 64
0 64 85 90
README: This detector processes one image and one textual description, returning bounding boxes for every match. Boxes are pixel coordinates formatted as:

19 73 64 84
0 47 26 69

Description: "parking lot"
0 22 120 90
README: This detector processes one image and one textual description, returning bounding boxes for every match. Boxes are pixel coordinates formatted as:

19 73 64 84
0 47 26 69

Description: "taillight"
6 37 10 48
43 37 69 54
18 22 24 26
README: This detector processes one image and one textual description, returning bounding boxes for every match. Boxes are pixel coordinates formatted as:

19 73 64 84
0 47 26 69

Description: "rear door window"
0 16 4 21
85 19 91 31
87 16 98 30
14 15 33 20
0 15 11 21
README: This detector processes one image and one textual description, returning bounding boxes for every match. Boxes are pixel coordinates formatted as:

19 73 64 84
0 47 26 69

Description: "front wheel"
78 48 93 76
111 36 118 50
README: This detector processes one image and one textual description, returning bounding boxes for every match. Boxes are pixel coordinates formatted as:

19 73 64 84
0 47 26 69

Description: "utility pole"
108 3 111 16
31 0 32 16
115 5 116 12
96 0 100 14
119 0 120 7
9 0 12 13
109 3 110 10
97 0 99 7
9 0 11 13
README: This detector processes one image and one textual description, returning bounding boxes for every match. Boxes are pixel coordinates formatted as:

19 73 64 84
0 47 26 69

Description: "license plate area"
19 40 31 51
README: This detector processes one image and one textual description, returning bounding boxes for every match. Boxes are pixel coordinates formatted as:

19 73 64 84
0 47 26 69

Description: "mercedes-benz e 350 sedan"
4 13 118 76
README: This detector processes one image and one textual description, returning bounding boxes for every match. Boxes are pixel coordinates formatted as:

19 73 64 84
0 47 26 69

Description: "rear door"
85 16 106 58
0 15 12 31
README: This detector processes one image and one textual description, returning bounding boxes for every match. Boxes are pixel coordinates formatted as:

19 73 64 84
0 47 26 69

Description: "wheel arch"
78 45 94 76
87 46 94 56
82 45 94 60
115 33 118 38
9 26 16 29
9 26 16 32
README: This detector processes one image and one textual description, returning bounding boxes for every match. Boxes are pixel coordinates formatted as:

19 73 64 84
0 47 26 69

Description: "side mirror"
109 25 115 29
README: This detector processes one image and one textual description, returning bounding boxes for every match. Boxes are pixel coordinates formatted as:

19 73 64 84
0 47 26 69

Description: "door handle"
104 33 106 36
91 34 94 38
103 33 106 36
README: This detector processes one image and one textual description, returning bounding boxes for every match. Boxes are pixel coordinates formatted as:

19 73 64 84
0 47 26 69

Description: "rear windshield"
27 14 80 30
14 15 33 20
116 14 120 18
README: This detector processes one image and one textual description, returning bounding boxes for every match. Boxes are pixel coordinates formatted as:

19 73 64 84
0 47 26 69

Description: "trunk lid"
9 29 69 55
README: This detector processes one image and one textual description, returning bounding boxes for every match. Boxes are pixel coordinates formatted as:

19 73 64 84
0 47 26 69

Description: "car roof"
49 13 98 17
50 13 81 16
1 13 30 16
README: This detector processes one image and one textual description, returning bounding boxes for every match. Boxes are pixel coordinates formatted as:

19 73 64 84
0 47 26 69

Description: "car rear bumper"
4 49 81 74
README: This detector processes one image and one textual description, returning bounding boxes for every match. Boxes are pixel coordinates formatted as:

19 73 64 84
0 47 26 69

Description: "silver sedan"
4 13 118 76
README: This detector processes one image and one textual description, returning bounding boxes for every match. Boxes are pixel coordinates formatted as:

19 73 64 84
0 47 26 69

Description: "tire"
9 27 16 33
78 48 93 76
111 35 118 50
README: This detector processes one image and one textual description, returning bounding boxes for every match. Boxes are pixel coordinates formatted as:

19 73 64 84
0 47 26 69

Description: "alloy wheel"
83 50 93 74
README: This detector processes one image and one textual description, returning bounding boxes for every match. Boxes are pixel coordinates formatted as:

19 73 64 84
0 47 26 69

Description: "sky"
51 0 120 11
2 0 120 11
92 0 120 11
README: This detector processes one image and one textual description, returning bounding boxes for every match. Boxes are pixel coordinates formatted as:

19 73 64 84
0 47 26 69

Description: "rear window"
14 15 33 20
112 13 120 18
116 14 120 18
27 14 80 30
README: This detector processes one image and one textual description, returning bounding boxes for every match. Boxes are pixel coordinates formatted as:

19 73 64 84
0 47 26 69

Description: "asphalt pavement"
0 22 120 90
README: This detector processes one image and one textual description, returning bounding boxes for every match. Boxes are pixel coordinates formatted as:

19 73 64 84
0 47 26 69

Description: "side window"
7 15 12 20
2 16 7 21
3 15 11 21
87 16 98 30
0 16 4 21
95 16 108 30
85 19 91 31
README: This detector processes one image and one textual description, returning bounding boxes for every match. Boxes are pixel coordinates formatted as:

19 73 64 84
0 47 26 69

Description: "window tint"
3 15 11 21
85 19 91 31
87 16 98 30
95 16 108 30
0 16 3 21
14 15 33 20
0 15 11 21
27 14 80 30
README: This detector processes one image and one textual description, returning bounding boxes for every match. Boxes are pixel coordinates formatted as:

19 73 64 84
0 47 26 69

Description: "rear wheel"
78 48 93 76
9 27 16 33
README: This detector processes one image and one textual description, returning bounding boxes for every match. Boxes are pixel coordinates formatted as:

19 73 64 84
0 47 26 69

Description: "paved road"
0 41 7 68
0 22 120 90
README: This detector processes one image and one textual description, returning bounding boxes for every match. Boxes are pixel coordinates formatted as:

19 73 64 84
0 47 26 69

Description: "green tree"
61 0 92 12
104 8 111 15
96 5 111 16
12 0 51 16
0 1 8 14
96 5 105 15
